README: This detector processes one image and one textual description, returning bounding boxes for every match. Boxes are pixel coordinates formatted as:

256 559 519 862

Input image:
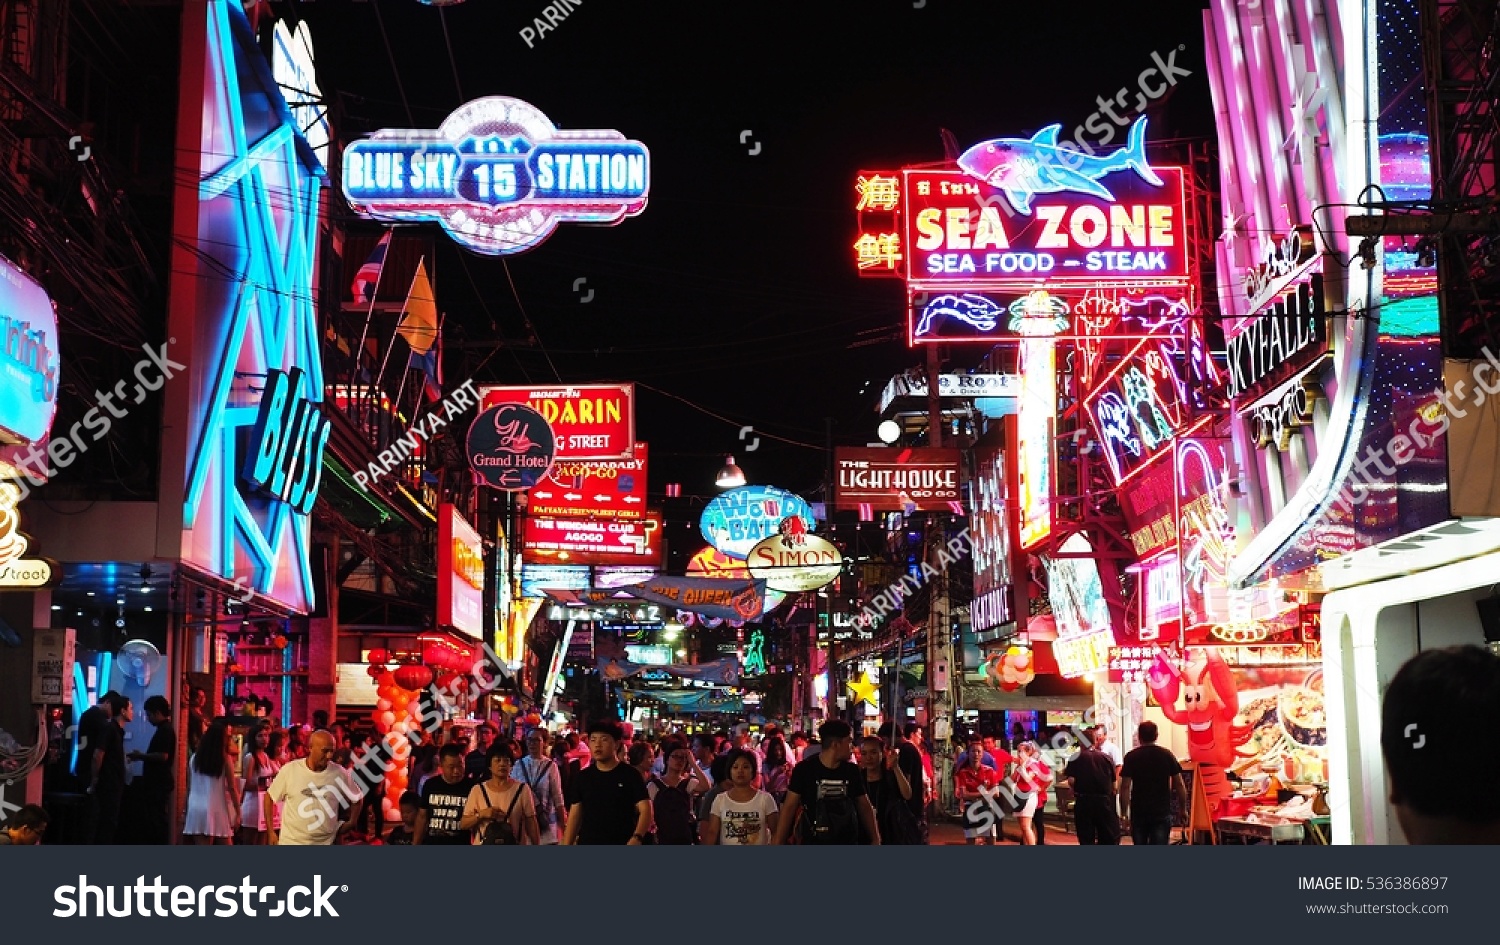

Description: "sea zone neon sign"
343 96 649 256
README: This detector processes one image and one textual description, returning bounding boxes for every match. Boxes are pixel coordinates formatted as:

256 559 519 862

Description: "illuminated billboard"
0 253 59 469
438 504 484 637
852 170 904 278
908 286 1190 346
971 443 1012 632
479 383 635 460
529 442 647 520
699 485 817 559
1084 333 1214 485
522 513 662 566
834 448 960 512
1017 332 1058 550
342 96 648 256
902 163 1187 288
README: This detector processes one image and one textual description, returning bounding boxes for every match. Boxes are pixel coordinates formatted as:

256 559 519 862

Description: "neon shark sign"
957 116 1163 215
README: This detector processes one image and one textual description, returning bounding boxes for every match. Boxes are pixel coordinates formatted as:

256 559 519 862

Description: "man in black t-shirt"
127 696 175 845
563 720 652 845
415 744 474 845
772 720 880 845
1063 727 1120 845
877 721 926 830
1119 721 1187 845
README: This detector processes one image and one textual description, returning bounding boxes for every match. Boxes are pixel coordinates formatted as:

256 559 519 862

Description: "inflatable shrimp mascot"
1147 647 1252 813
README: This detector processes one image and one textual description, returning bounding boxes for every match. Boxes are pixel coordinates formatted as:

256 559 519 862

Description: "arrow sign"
594 494 612 502
533 490 553 499
619 534 646 554
622 495 642 504
565 493 582 501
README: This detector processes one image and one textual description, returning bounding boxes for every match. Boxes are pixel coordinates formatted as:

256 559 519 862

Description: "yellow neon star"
847 672 879 708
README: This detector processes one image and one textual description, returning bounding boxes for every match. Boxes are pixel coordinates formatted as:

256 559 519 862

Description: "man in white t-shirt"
1094 725 1123 772
267 730 362 845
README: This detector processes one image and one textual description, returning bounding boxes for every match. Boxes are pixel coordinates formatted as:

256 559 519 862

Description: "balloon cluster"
986 646 1035 692
364 649 430 818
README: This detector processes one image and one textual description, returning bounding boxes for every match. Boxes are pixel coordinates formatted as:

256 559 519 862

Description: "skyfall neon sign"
343 97 648 256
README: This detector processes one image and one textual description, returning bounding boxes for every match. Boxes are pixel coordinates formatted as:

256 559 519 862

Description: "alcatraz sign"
343 97 649 256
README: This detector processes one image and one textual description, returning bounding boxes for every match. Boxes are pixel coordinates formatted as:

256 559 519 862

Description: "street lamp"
715 455 746 488
877 419 901 444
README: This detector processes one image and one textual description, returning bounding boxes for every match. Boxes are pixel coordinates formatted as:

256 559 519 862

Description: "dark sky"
301 0 1215 501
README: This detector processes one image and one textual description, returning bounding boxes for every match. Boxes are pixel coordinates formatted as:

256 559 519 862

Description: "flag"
396 259 438 355
409 326 443 403
351 230 391 303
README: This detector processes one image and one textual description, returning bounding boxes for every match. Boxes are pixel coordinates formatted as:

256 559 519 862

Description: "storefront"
1205 0 1497 842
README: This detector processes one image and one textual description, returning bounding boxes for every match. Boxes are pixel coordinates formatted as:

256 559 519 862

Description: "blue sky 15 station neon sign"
343 97 649 256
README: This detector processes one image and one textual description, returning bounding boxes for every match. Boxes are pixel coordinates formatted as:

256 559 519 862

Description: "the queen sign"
343 97 649 256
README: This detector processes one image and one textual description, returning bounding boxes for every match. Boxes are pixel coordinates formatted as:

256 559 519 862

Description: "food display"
1226 667 1327 782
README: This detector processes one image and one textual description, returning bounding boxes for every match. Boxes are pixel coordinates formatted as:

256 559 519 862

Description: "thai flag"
409 327 443 403
351 230 391 303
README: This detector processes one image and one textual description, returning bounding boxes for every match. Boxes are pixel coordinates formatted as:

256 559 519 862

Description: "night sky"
300 0 1216 502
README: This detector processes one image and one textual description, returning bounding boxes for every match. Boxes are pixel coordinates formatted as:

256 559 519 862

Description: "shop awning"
958 683 1093 711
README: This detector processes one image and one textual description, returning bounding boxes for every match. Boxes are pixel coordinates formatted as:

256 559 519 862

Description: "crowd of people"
8 644 1496 846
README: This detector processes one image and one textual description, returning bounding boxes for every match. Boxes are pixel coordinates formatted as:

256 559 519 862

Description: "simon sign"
748 531 843 593
342 96 649 256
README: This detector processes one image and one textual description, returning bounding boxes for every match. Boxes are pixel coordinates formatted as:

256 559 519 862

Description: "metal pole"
926 344 943 448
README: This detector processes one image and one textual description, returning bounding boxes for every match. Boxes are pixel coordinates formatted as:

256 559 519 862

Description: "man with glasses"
517 730 567 844
0 804 49 845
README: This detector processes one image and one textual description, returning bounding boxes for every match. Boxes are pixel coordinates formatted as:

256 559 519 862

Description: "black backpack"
651 776 698 845
477 784 524 845
800 778 859 844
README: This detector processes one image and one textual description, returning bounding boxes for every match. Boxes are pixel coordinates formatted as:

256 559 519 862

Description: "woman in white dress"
238 722 276 845
184 719 240 845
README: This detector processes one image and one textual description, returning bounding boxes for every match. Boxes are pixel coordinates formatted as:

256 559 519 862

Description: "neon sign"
1225 274 1327 403
466 403 556 492
438 504 484 636
0 481 52 586
700 485 817 559
956 117 1161 213
853 169 903 278
1084 332 1210 485
909 286 1190 346
902 165 1187 286
1017 333 1055 548
343 97 649 256
271 19 329 167
176 0 326 613
0 253 59 451
242 368 330 515
1247 380 1319 451
479 383 635 460
1242 226 1316 312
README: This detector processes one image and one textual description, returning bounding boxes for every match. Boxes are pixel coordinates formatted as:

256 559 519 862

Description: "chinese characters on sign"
853 171 902 277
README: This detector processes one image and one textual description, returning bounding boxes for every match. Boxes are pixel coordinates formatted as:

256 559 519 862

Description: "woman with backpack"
648 739 709 844
461 740 540 845
703 749 779 845
517 730 567 844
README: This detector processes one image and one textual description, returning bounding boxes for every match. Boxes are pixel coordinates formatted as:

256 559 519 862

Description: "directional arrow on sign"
619 534 646 554
594 494 612 502
564 493 582 501
622 495 642 504
533 490 553 499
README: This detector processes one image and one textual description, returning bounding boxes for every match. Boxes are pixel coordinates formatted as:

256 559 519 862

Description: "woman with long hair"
460 740 539 845
855 734 917 844
184 720 239 845
238 722 276 845
1013 741 1054 846
760 736 793 804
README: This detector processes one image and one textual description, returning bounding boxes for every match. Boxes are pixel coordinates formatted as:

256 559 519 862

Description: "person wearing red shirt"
1012 741 1053 846
954 737 1002 844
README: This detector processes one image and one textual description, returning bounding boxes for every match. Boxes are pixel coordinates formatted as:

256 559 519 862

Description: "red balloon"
393 664 435 692
367 648 391 665
367 664 386 679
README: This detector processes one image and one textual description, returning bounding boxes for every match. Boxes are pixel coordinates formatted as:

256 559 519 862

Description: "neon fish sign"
343 97 649 256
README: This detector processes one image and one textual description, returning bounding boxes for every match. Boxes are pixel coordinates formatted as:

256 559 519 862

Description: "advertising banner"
627 574 765 621
747 533 843 592
597 656 740 686
528 441 648 519
522 513 662 566
437 504 484 636
834 448 961 512
0 253 59 460
480 383 635 460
